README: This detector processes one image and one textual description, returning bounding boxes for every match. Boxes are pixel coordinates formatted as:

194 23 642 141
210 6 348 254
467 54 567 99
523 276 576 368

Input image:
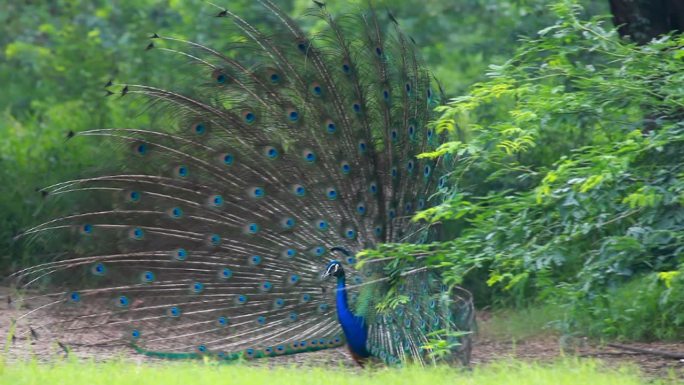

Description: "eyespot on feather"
296 39 310 54
168 207 183 219
212 68 229 84
352 100 362 114
129 227 144 240
126 190 141 203
358 140 367 153
208 194 224 207
242 110 257 124
341 60 352 75
220 153 235 166
303 149 316 163
174 165 189 178
324 119 336 134
340 161 351 175
172 248 188 261
245 223 260 234
291 184 306 197
286 107 300 123
191 122 207 136
264 146 279 159
282 248 297 259
310 82 323 97
207 234 221 247
80 224 94 235
248 187 265 199
133 142 149 156
281 217 296 229
263 68 282 85
91 263 106 276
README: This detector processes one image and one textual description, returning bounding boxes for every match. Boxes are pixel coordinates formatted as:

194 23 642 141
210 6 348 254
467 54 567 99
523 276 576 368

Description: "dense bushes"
367 1 684 340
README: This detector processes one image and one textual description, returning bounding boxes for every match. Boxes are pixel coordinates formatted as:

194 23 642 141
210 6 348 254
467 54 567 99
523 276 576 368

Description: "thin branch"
607 343 684 360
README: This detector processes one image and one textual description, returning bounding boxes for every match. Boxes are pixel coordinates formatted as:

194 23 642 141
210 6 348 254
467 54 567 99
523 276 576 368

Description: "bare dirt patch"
473 310 684 380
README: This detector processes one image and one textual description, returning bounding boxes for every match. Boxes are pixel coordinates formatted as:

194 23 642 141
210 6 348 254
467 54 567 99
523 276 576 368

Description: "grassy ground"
478 304 562 341
0 358 676 385
3 303 681 383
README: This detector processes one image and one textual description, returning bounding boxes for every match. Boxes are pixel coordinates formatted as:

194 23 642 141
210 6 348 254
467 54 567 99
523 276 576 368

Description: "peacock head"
322 260 344 279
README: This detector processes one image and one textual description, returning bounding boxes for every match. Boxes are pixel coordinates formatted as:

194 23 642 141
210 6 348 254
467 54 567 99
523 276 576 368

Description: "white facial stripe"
325 263 339 276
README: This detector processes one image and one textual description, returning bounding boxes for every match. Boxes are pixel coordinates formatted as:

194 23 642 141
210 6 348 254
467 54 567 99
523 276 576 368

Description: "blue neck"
335 274 369 358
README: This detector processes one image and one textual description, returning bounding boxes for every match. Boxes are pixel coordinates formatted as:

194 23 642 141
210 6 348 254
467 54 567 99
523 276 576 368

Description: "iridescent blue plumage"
324 260 370 362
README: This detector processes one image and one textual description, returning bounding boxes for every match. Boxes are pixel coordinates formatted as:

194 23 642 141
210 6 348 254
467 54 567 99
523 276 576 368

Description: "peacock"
9 0 474 367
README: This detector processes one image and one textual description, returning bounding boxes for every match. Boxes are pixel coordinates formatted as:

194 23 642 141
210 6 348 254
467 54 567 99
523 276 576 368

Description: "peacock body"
10 0 474 366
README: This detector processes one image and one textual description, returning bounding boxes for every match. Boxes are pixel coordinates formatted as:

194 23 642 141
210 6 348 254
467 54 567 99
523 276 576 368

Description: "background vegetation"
369 1 684 341
2 0 682 343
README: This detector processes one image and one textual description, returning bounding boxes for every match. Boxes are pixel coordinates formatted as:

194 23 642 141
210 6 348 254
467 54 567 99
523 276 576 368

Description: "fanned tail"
10 1 472 366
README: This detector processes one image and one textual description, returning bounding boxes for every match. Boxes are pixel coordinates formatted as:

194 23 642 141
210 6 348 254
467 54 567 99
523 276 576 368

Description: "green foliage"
423 330 472 360
570 271 684 340
369 1 684 340
0 0 201 272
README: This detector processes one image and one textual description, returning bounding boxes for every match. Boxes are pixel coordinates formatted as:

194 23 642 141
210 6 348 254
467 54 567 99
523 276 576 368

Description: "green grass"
479 304 563 341
0 358 670 385
570 274 684 341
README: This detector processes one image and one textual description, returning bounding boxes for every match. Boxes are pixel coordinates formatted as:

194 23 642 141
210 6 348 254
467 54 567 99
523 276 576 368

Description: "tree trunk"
609 0 684 43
